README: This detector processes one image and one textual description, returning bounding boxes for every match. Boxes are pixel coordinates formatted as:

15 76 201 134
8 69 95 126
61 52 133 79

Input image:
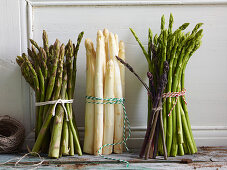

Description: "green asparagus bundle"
130 14 203 157
16 30 84 158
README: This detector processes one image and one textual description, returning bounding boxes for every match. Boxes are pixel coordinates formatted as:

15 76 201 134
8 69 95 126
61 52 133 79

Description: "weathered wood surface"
0 147 227 169
0 0 227 149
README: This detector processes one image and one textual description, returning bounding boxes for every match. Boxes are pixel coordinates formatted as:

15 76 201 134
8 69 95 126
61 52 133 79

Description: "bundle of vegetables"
129 14 203 158
16 30 84 158
84 29 126 155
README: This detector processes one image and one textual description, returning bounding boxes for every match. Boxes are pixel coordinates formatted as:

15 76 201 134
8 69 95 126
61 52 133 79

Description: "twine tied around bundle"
86 96 131 167
162 88 187 116
35 99 74 121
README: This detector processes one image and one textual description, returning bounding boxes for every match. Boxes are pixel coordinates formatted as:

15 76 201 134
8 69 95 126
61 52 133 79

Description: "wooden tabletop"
0 146 227 169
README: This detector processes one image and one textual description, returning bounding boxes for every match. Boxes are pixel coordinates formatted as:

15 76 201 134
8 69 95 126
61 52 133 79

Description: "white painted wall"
0 0 31 133
0 0 227 148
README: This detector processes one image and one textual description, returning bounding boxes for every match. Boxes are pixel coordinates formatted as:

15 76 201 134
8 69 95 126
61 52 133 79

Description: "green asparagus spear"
161 15 165 31
129 28 151 69
49 56 67 158
72 31 84 96
168 13 174 35
43 30 49 56
43 39 60 116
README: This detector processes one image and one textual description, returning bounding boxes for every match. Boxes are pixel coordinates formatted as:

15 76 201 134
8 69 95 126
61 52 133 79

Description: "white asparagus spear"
103 28 109 89
103 60 115 155
94 30 105 155
103 28 109 62
113 59 123 153
109 33 123 153
115 34 119 54
109 32 118 60
118 41 125 97
84 38 96 154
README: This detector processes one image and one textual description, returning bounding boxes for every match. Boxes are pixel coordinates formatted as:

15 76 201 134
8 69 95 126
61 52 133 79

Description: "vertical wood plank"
0 0 31 134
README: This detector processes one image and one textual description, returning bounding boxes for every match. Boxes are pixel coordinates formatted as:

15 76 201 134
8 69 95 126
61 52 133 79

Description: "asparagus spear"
16 56 34 90
22 53 40 96
103 60 115 155
66 40 74 101
68 32 84 155
129 28 151 69
65 40 75 155
61 115 69 155
72 31 84 96
160 36 176 154
161 15 165 31
43 39 60 116
39 48 48 81
119 41 126 97
168 13 174 36
176 88 183 144
103 28 109 63
84 39 96 154
30 39 40 52
94 30 105 155
147 29 153 129
148 28 153 60
109 32 124 153
43 30 49 56
113 58 124 153
48 48 67 158
27 47 46 136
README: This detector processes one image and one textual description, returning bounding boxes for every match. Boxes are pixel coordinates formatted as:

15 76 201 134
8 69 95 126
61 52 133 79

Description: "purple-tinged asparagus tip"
147 72 153 81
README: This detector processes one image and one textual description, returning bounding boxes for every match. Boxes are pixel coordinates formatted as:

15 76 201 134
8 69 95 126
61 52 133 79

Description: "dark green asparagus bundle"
16 30 84 158
130 14 203 157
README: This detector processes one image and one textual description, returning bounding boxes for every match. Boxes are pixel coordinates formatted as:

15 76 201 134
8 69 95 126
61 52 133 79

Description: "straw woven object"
0 115 25 153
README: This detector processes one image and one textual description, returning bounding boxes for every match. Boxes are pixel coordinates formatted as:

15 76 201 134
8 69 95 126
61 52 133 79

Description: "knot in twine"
162 88 187 116
152 106 163 112
35 99 73 121
86 96 131 167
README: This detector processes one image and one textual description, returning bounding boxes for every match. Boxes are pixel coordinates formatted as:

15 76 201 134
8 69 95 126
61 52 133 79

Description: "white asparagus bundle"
84 39 96 154
94 30 105 155
109 32 124 153
103 60 115 155
84 29 125 155
118 41 125 97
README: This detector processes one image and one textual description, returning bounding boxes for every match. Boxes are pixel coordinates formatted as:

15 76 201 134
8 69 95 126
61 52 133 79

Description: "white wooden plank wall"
0 0 227 147
0 0 31 133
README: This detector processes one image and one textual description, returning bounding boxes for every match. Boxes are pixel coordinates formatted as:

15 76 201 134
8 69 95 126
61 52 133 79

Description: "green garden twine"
86 96 131 167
